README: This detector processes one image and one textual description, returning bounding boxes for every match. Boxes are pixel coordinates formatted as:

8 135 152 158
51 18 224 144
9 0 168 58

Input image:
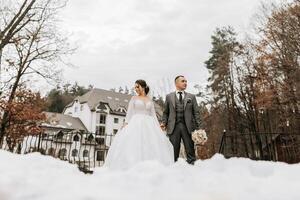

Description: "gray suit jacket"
161 92 202 135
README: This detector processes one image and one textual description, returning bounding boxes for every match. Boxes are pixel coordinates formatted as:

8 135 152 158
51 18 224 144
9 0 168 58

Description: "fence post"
218 129 226 154
37 132 42 152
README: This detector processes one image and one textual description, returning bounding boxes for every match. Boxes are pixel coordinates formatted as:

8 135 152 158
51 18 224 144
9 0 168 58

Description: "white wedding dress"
103 96 174 170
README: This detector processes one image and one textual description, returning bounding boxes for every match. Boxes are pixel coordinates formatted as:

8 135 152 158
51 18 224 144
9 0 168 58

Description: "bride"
103 79 175 170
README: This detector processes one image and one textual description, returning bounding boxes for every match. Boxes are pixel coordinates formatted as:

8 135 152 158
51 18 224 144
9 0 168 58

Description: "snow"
0 149 299 200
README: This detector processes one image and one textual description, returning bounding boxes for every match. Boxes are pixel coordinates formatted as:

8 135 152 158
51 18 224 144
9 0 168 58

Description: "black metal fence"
0 131 115 173
219 131 300 163
3 130 299 173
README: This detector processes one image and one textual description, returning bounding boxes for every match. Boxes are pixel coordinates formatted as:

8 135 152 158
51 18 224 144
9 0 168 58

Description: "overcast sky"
48 0 273 96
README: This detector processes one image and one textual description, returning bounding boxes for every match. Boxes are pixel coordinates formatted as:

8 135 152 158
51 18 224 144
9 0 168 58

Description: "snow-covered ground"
0 149 299 200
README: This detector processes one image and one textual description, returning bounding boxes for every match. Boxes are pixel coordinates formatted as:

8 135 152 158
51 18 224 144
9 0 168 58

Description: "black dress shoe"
187 160 195 165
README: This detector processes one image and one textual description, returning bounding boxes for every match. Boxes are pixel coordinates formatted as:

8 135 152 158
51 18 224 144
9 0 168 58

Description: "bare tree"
0 0 73 142
0 0 37 50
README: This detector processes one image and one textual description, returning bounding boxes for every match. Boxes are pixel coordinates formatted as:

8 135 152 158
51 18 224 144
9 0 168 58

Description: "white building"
63 88 162 136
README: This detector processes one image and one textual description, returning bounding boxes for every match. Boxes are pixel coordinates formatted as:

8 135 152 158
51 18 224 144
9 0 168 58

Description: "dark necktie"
178 91 183 103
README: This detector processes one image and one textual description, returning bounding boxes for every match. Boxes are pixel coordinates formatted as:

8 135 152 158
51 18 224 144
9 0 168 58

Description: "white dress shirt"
175 90 185 100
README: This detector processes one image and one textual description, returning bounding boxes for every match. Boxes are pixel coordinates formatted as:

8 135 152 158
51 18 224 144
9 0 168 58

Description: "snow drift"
0 149 299 200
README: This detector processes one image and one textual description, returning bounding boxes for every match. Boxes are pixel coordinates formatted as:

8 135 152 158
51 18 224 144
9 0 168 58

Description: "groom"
160 75 202 164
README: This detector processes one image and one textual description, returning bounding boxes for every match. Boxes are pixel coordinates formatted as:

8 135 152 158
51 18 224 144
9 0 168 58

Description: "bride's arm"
150 101 160 126
123 96 135 127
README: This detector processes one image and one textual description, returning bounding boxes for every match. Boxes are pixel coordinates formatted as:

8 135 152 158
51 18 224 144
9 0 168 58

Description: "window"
114 118 119 123
96 137 105 145
97 102 106 110
48 148 55 156
58 148 67 159
98 114 106 124
74 107 78 112
80 104 84 111
87 134 94 142
40 148 46 155
113 129 118 135
83 149 89 157
96 126 105 135
73 135 80 142
56 131 63 140
96 151 105 161
71 149 78 157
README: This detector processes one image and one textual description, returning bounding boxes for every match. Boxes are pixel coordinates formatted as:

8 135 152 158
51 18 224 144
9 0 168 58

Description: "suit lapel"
183 92 188 110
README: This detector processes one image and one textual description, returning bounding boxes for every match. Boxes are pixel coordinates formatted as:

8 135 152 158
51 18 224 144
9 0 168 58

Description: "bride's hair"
135 79 150 95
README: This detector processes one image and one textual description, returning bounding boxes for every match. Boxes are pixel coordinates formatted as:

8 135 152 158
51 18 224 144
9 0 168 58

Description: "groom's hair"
175 75 185 82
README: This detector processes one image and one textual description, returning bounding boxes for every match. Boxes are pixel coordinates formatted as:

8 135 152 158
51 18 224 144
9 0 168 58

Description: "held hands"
160 123 166 131
160 123 168 135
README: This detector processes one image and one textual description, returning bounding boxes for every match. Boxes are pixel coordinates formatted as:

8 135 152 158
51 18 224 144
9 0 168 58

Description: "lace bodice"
124 96 159 123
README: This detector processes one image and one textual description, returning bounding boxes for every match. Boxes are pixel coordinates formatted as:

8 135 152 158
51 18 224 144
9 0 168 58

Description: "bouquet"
191 129 208 145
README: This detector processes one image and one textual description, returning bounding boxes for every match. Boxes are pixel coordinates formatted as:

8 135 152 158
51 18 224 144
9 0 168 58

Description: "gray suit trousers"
168 121 196 163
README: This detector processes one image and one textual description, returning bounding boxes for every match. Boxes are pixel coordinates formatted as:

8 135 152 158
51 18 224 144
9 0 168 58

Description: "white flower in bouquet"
192 129 208 145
